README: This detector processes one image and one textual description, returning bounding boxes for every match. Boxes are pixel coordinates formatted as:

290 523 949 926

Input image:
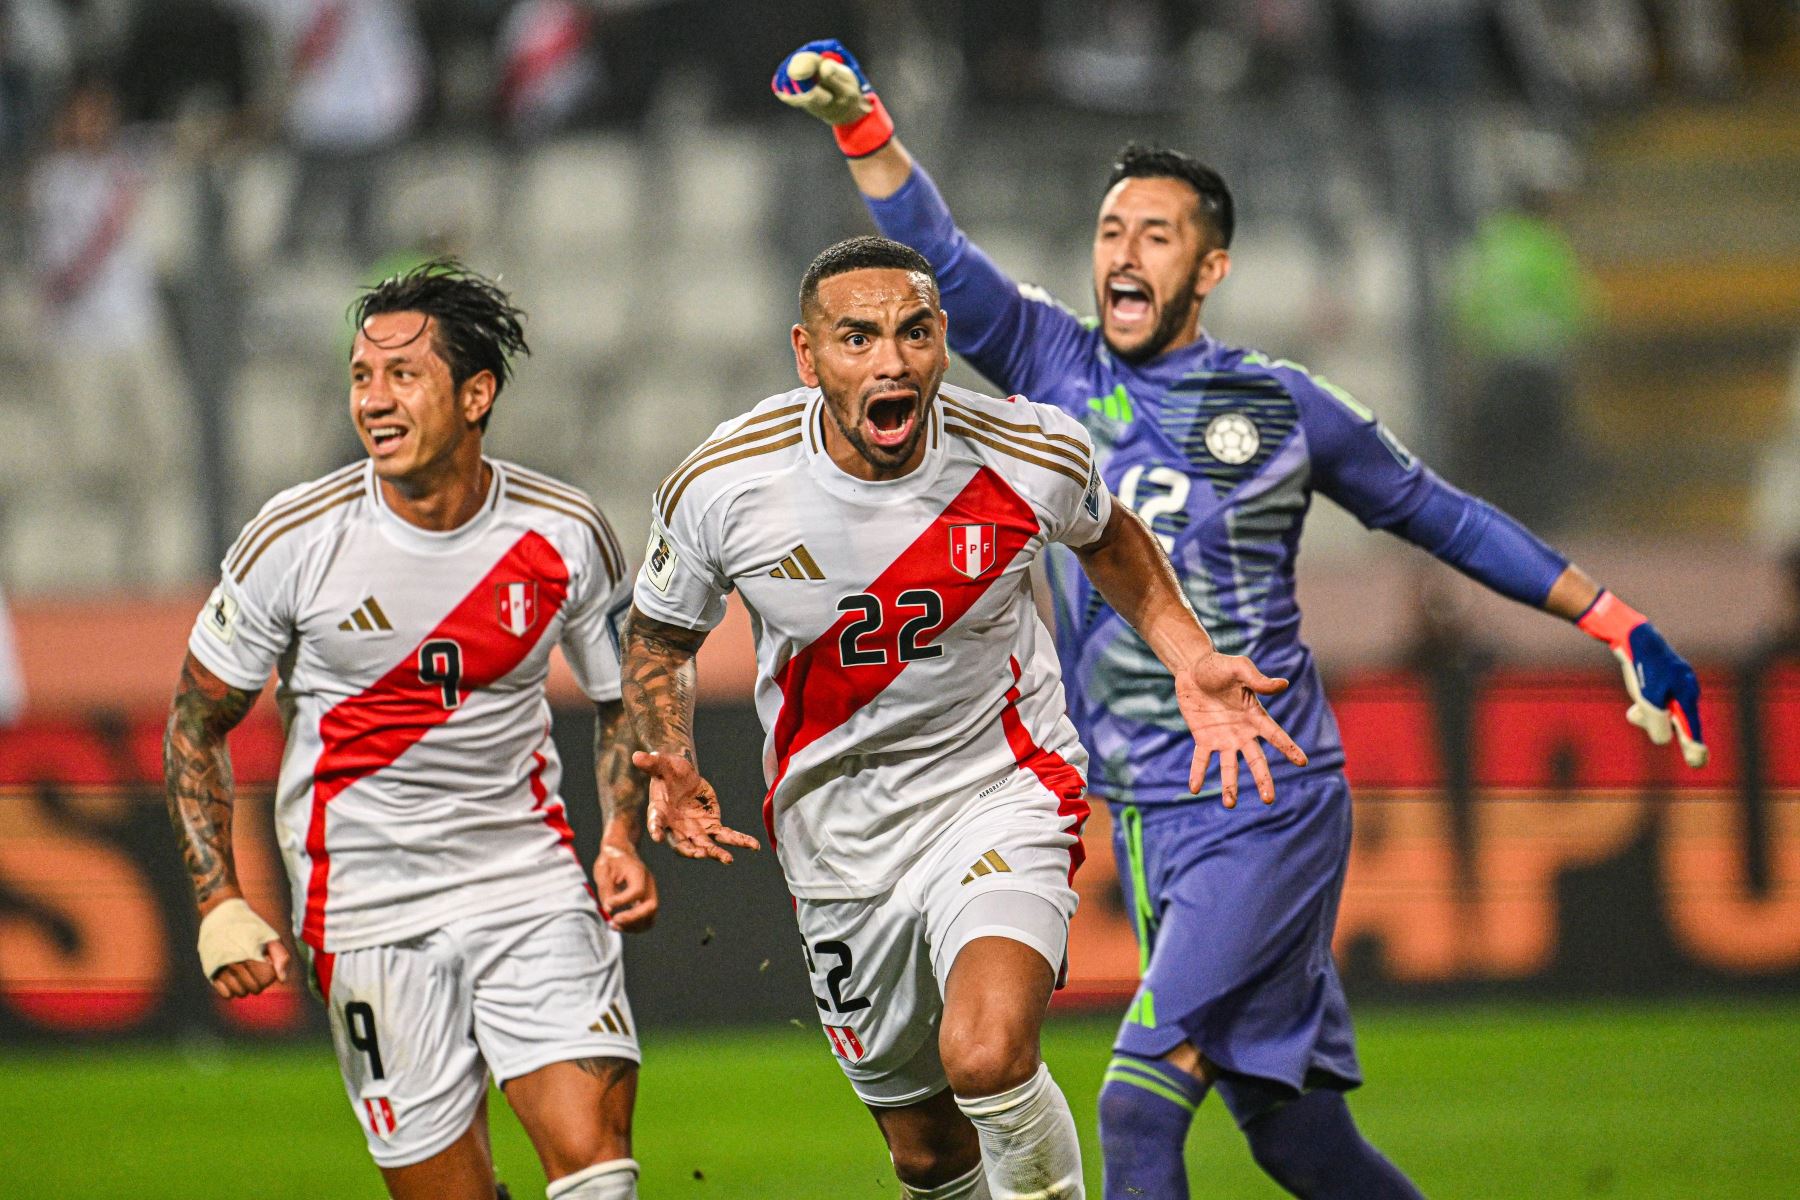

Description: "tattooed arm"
592 697 660 931
164 651 291 996
620 606 760 864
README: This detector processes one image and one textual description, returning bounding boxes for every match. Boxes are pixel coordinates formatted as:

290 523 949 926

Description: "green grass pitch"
2 1002 1795 1198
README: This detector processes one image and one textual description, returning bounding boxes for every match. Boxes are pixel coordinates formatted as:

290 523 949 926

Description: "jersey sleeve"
632 495 732 633
1293 366 1567 607
187 539 296 693
1033 402 1113 548
867 165 1092 405
559 526 633 704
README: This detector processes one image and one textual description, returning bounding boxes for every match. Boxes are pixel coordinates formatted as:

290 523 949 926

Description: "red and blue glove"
1578 590 1707 767
771 39 895 158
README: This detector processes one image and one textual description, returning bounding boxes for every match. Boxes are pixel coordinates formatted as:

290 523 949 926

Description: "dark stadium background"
0 1 1796 1196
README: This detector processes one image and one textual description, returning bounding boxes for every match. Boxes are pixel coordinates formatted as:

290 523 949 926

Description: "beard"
1103 260 1203 365
824 382 928 475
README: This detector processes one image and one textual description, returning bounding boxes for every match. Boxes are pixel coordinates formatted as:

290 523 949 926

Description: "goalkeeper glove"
1578 590 1707 767
771 39 895 158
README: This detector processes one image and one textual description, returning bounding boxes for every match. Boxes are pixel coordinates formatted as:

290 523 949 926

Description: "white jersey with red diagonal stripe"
188 459 630 952
636 383 1112 900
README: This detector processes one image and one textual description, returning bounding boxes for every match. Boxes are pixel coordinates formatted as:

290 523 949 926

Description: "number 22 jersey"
187 459 631 953
634 383 1112 900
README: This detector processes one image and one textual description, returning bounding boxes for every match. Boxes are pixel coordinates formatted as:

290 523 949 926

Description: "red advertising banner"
1 666 1796 1038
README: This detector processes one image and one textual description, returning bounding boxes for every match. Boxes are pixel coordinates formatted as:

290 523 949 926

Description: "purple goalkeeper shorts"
1109 770 1362 1124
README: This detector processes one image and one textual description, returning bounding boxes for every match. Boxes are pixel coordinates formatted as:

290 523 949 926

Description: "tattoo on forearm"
595 700 647 844
621 607 706 763
163 655 257 908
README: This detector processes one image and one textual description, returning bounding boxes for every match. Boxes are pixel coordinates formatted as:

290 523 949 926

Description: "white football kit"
189 458 639 1165
635 383 1111 1103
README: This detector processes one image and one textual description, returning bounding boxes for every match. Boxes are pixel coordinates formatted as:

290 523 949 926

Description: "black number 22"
836 590 945 668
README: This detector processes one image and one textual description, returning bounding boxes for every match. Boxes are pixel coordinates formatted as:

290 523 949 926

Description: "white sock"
901 1161 992 1199
545 1158 638 1200
954 1063 1084 1199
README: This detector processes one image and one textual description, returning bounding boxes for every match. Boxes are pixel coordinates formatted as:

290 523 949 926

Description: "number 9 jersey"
634 383 1112 899
187 459 631 954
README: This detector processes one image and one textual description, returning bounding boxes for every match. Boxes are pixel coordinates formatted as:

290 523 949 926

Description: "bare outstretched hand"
1174 652 1309 807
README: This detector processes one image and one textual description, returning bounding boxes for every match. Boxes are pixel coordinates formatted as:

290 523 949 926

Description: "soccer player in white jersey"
165 263 660 1200
619 236 1308 1200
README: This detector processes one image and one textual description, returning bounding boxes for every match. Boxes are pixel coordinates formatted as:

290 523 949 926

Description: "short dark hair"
350 260 529 430
1106 143 1234 249
799 235 938 319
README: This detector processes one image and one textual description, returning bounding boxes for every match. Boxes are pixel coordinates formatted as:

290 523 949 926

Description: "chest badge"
1203 413 1260 466
948 524 997 580
495 581 540 637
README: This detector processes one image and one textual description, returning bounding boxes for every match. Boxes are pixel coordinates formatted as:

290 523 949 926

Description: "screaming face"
792 268 949 481
1092 175 1227 364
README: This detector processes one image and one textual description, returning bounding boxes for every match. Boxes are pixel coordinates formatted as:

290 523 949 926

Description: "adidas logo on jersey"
587 1001 632 1037
337 596 393 633
768 544 825 580
961 849 1012 885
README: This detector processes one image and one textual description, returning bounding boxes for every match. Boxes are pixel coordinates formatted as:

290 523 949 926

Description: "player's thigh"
921 786 1077 1094
313 935 490 1174
504 1057 637 1181
466 905 640 1175
866 1086 983 1189
796 889 945 1108
377 1119 497 1200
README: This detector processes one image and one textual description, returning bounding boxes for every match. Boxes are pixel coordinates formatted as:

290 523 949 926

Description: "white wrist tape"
197 898 283 978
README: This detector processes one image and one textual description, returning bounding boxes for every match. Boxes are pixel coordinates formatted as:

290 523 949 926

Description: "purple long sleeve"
865 165 1093 401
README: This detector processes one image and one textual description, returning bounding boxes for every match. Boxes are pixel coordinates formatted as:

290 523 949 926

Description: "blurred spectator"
0 0 74 256
1752 336 1800 548
28 72 191 584
496 0 599 141
1450 169 1594 531
244 0 427 262
0 580 21 726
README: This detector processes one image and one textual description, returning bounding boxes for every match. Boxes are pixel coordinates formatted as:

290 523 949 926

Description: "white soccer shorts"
794 770 1084 1107
310 897 639 1168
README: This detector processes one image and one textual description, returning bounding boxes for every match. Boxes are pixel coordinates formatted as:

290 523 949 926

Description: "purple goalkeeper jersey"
869 166 1568 804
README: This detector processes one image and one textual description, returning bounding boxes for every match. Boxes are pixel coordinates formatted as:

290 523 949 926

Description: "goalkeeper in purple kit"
773 39 1708 1200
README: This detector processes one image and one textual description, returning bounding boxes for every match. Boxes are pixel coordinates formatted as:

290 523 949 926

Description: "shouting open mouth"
862 387 921 453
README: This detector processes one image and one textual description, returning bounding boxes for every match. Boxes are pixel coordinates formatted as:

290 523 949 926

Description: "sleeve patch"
645 531 678 594
1084 465 1103 520
201 586 238 644
1377 424 1417 469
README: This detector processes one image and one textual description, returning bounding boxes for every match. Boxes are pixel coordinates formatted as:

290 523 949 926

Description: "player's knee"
939 1025 1038 1099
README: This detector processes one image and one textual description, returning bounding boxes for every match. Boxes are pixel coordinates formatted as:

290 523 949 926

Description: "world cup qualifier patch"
645 530 678 593
201 586 238 644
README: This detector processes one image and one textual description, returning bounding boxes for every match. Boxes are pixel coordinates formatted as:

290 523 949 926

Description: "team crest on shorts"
495 581 539 637
362 1096 398 1140
948 524 997 580
823 1024 867 1063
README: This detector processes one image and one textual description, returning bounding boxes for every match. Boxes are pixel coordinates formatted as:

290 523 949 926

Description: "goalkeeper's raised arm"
772 38 1093 399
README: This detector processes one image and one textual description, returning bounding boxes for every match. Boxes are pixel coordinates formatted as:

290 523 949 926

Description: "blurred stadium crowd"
0 0 1792 607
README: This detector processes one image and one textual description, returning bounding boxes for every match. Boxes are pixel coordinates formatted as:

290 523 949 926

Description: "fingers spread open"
1244 744 1276 805
1257 710 1309 767
1189 747 1213 796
